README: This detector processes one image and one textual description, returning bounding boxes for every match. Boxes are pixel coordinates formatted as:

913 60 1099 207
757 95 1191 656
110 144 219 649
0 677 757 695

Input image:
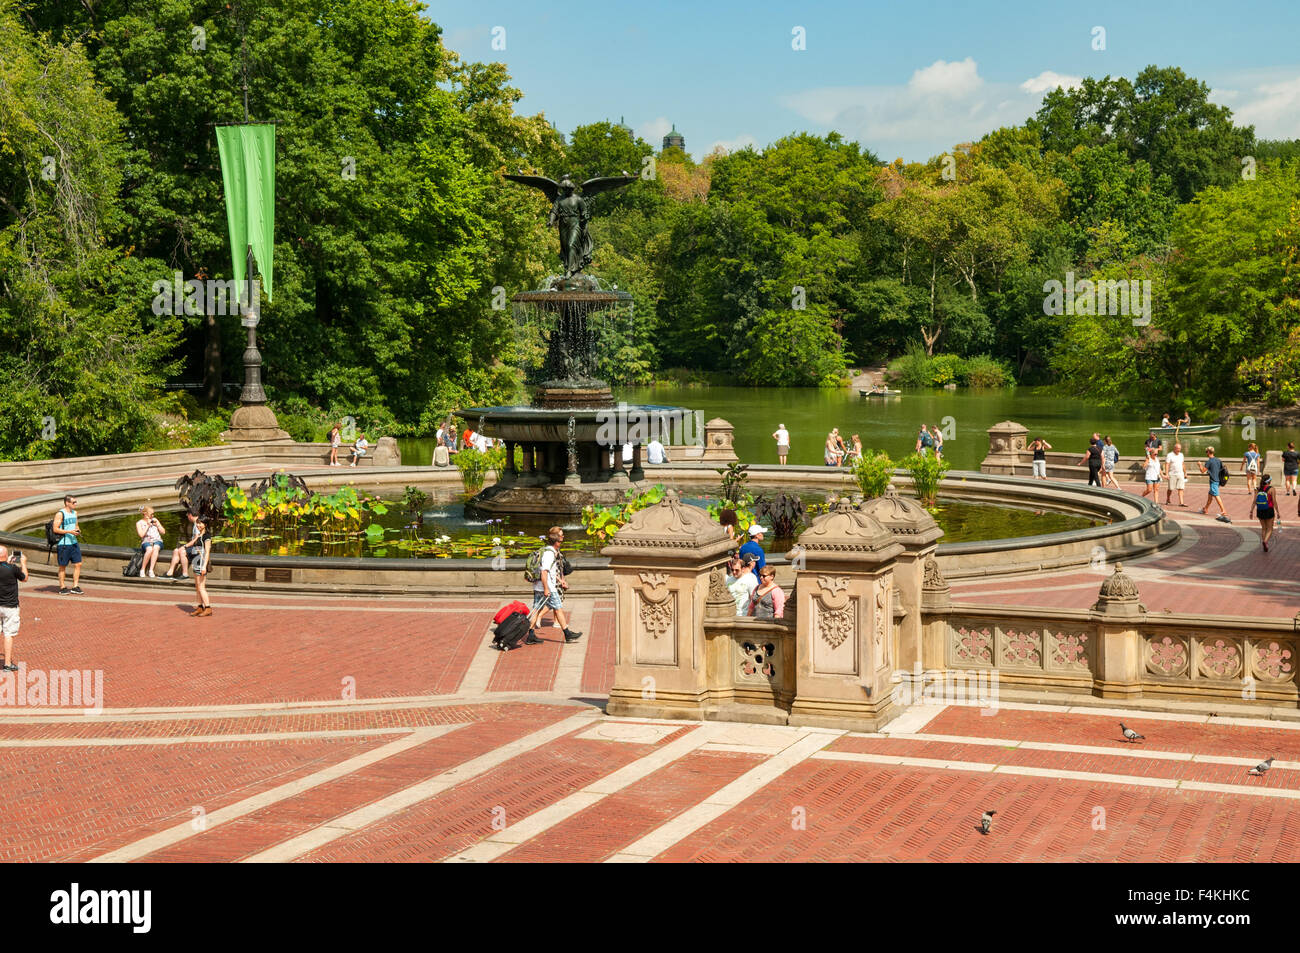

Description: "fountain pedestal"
457 275 689 519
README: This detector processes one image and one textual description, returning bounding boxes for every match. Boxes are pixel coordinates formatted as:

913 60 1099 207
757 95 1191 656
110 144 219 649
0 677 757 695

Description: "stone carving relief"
1253 640 1295 682
815 575 853 649
739 639 777 681
952 624 993 665
1198 637 1242 680
1146 634 1188 678
1002 627 1042 668
1048 628 1091 671
637 571 673 640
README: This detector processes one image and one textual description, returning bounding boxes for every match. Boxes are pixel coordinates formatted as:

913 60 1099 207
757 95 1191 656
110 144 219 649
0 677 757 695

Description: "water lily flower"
492 537 501 545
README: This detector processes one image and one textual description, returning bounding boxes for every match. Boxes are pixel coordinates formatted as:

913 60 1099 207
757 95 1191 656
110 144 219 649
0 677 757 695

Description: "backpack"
1256 489 1272 510
43 520 57 559
523 547 547 584
122 549 144 578
920 430 933 448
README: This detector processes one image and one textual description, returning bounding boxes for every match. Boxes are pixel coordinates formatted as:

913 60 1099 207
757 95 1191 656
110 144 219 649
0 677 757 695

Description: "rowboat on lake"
859 388 902 398
1149 423 1220 436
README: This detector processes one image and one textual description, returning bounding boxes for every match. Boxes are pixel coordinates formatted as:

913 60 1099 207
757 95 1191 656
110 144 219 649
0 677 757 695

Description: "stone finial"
1091 563 1147 617
795 501 903 566
920 554 951 610
705 565 736 620
701 418 738 462
859 484 943 546
601 498 732 562
986 420 1029 455
921 554 949 592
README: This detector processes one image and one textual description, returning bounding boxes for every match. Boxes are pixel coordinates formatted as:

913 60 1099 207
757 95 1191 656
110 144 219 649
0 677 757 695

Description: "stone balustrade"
607 490 1298 728
980 420 1283 483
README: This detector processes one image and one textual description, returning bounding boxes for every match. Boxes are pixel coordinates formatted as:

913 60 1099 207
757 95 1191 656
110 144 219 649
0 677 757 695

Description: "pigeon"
1249 757 1275 776
978 810 996 835
1120 723 1144 743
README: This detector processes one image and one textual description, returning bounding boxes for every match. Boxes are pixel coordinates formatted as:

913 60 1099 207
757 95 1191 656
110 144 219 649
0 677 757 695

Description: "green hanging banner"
215 123 275 307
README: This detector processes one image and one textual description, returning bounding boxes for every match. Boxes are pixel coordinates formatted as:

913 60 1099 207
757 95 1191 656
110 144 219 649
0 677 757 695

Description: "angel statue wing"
503 174 560 202
578 174 638 198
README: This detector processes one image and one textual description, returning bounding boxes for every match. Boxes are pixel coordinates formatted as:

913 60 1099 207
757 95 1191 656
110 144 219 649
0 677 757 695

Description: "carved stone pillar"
610 443 630 484
982 421 1029 476
1091 563 1146 699
859 485 944 681
503 440 517 484
700 418 738 463
920 555 952 672
789 500 905 730
605 495 734 720
564 416 581 486
629 443 645 483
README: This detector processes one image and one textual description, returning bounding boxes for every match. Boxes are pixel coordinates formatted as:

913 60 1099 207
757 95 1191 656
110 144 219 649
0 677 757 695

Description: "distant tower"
662 123 685 151
615 115 633 137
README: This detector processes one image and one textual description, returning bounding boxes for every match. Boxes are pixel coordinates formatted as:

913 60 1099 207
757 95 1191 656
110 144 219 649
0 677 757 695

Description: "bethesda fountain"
457 172 689 518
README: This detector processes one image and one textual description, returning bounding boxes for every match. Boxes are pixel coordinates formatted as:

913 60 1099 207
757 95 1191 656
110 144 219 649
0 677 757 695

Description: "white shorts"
1168 473 1186 491
0 606 18 638
1032 460 1046 478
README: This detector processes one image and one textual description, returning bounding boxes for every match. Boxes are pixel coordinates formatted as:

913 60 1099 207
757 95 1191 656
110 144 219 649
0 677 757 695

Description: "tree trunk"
203 312 222 405
926 256 938 355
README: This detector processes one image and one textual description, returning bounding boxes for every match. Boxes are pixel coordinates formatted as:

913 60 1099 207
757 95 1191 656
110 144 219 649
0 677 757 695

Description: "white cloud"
705 133 758 156
1224 77 1300 135
637 117 672 145
780 59 1076 161
910 58 983 98
1020 70 1083 94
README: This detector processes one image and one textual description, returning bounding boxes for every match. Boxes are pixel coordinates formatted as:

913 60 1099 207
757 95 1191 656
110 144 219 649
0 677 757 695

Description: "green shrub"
582 484 666 544
887 341 931 389
963 354 1014 388
453 446 494 494
851 450 894 498
902 452 949 508
928 353 966 386
188 415 229 447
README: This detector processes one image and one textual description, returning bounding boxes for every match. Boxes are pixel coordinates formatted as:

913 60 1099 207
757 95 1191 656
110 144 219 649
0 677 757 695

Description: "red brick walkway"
2 475 1298 862
952 479 1300 617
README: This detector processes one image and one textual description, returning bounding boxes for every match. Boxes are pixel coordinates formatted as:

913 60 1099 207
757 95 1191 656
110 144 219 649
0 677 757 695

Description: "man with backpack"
53 496 84 594
1198 447 1231 522
915 425 933 458
524 527 582 645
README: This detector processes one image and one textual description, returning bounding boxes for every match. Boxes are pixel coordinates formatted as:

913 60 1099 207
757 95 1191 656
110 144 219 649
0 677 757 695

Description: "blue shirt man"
739 525 768 581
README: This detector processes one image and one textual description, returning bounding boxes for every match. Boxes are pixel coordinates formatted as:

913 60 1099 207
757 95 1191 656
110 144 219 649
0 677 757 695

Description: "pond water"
401 385 1300 473
26 487 1102 559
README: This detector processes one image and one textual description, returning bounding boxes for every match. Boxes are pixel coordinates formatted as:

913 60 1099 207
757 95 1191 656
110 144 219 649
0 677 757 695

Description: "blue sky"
426 0 1300 161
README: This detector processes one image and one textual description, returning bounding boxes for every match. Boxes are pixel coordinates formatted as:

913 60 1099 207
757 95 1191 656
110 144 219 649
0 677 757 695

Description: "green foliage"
850 450 895 499
1029 66 1254 204
716 462 751 504
886 345 1013 389
1238 325 1300 406
453 447 494 494
902 452 949 508
580 484 666 545
0 1 182 459
223 475 389 544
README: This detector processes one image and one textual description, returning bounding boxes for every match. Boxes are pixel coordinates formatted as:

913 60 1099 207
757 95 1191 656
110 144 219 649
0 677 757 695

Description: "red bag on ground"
493 601 529 624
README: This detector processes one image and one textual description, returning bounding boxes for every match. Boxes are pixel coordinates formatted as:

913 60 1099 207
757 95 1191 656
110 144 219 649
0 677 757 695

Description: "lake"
400 385 1300 473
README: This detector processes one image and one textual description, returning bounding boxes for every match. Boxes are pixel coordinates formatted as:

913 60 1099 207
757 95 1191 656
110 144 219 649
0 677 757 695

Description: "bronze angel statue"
504 172 637 277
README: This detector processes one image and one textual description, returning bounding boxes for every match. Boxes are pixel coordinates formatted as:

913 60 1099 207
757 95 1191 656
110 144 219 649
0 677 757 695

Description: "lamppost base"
222 403 292 443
